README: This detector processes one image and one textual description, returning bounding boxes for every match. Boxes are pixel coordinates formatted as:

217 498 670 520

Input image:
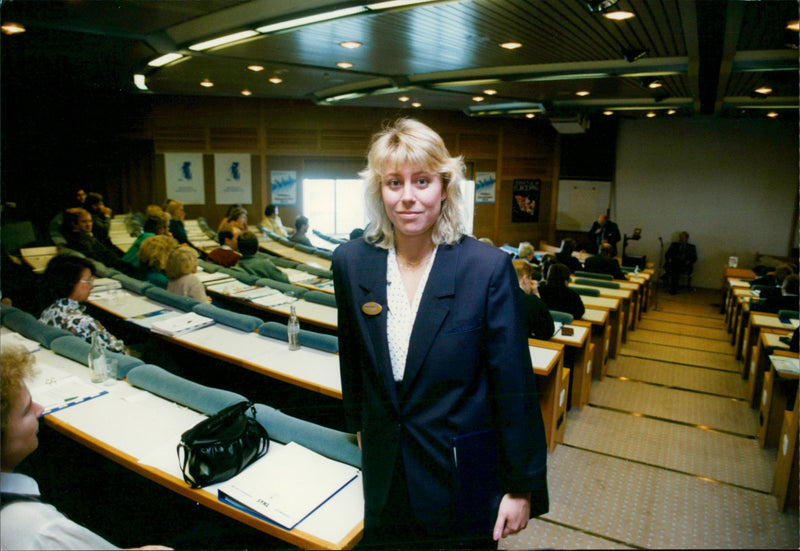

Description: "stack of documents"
29 375 108 416
90 278 123 293
218 442 359 530
151 312 214 337
770 355 800 376
3 332 41 352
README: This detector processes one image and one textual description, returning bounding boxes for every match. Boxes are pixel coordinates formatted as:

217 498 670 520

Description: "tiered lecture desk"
551 320 594 410
757 350 798 450
578 295 623 359
748 330 792 408
21 335 363 549
258 236 332 271
741 313 800 378
582 308 611 379
774 388 799 512
529 339 567 452
721 267 756 315
569 283 633 343
20 246 58 273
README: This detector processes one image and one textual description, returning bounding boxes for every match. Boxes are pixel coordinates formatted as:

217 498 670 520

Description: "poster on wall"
512 179 541 222
271 171 297 206
214 153 252 205
164 153 205 205
475 172 496 204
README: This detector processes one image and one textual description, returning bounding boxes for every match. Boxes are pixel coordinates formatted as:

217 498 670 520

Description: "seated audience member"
289 215 312 246
751 274 799 314
663 231 697 294
584 242 624 280
83 192 115 251
517 242 539 265
122 212 169 267
236 231 290 283
261 204 291 237
0 344 173 551
588 214 621 256
75 188 87 207
538 262 586 320
349 227 364 241
166 245 210 303
165 200 188 245
206 224 242 267
145 204 164 218
556 238 582 274
60 208 131 274
539 253 557 282
217 204 245 233
513 259 554 340
137 235 178 289
39 255 127 353
751 263 794 290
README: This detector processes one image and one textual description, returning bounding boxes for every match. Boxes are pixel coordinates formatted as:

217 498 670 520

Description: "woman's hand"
492 492 531 541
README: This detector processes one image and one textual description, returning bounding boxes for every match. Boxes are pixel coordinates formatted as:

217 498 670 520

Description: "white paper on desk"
95 295 169 319
206 279 252 294
3 332 40 352
218 442 359 530
30 376 108 415
129 309 182 329
152 312 215 336
235 287 280 300
770 355 800 375
552 321 563 336
251 293 299 308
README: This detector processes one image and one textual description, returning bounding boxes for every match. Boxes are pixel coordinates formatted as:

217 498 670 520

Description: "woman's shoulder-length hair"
165 244 198 280
361 118 467 250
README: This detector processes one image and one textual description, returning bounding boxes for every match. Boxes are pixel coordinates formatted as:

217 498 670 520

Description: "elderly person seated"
165 200 188 245
584 242 623 280
60 208 131 273
137 235 178 289
39 255 127 354
206 224 242 268
517 242 538 265
166 245 210 303
0 344 172 550
235 231 289 283
122 212 170 267
663 231 697 294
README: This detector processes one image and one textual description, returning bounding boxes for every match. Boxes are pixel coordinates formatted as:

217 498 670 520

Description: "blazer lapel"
400 243 458 393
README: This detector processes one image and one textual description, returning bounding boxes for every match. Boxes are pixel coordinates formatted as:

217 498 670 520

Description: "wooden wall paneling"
459 133 499 158
209 127 259 151
154 127 207 151
319 130 371 154
265 128 319 152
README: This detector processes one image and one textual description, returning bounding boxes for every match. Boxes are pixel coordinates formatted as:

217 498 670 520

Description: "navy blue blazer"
332 235 548 534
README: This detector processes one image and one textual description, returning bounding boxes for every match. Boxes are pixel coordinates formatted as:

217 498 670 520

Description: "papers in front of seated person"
29 375 108 416
89 277 123 293
151 312 215 337
250 292 299 308
770 355 800 376
218 441 359 530
195 271 237 285
3 331 41 352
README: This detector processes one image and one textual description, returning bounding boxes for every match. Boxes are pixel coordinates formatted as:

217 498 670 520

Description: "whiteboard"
556 179 612 231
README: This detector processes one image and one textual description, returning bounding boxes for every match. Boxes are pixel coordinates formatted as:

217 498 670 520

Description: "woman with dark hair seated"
60 208 131 274
537 262 585 320
38 255 127 353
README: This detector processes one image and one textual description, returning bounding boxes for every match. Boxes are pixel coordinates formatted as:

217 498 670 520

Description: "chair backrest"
1 307 73 347
263 254 299 269
257 321 338 353
778 310 800 323
49 335 143 378
294 243 317 255
575 270 614 281
573 277 620 289
197 259 220 272
192 303 262 332
1 221 37 254
275 236 295 248
254 278 308 297
315 249 333 260
571 286 601 297
550 310 574 324
304 290 337 308
112 273 153 295
127 364 247 415
295 264 333 279
144 286 202 312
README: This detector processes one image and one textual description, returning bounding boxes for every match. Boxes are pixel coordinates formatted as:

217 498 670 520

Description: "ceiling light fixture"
241 89 252 96
586 0 618 13
133 74 148 91
148 53 183 67
526 113 535 119
367 0 435 9
339 41 363 49
1 22 26 35
412 102 422 107
472 96 485 102
603 110 613 116
622 47 648 62
603 10 635 20
648 80 662 89
398 96 410 102
257 7 367 33
337 62 354 69
576 90 590 96
755 86 773 95
189 30 258 51
767 111 779 118
248 65 264 72
200 79 214 88
269 77 283 84
500 42 522 50
484 89 497 95
787 20 799 31
667 109 677 115
646 111 656 118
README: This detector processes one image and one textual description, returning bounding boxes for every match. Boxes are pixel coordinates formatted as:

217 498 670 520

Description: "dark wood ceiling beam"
714 1 746 114
677 0 700 113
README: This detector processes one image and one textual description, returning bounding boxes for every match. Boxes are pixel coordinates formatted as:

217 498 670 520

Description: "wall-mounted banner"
214 153 252 205
164 153 205 205
475 172 496 204
271 171 297 206
512 178 541 223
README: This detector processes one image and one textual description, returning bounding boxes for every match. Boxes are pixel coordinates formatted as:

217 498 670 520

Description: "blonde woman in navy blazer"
333 118 548 548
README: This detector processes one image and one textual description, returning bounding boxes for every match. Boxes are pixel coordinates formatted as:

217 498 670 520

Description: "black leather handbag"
177 401 269 488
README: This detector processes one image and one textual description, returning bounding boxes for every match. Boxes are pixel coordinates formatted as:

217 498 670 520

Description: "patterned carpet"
502 287 799 550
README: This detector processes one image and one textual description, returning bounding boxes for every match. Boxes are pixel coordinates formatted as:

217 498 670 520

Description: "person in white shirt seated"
0 344 171 551
260 203 292 237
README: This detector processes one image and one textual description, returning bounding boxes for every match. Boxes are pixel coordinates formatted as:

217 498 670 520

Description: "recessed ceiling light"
500 42 522 50
603 110 614 116
525 113 535 119
337 62 354 69
1 22 25 35
484 89 497 95
200 78 214 88
648 80 662 89
133 74 148 91
241 89 252 96
787 20 799 31
269 77 283 84
576 90 590 96
472 96 485 102
248 65 264 72
340 41 363 49
767 111 779 118
412 102 421 108
148 53 183 67
646 111 656 118
604 10 635 20
667 109 677 115
398 96 410 102
755 86 773 95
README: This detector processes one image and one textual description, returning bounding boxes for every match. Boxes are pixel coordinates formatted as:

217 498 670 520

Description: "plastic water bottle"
89 330 108 383
288 305 300 351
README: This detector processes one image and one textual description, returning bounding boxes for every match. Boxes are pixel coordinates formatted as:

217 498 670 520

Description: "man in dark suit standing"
664 231 697 294
587 214 621 256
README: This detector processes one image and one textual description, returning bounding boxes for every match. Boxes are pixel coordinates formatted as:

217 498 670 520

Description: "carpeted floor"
502 286 799 550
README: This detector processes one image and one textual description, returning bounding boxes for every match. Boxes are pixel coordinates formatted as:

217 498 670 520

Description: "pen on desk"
64 396 78 402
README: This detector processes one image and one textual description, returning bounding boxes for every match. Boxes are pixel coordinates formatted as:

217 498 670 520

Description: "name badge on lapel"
362 302 382 316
